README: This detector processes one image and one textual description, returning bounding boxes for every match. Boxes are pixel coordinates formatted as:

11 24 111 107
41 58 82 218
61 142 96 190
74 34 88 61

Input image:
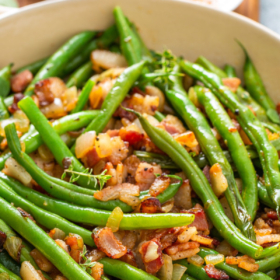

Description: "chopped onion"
157 254 173 280
174 131 199 148
89 84 103 109
188 87 200 107
177 227 197 243
106 207 123 233
2 157 32 187
4 236 22 262
145 86 165 112
48 228 66 240
95 133 112 158
216 240 237 257
38 144 54 161
30 249 54 272
61 86 78 112
205 254 224 265
75 131 96 159
209 163 228 197
171 264 187 280
20 261 43 280
14 110 30 133
188 254 204 266
91 50 127 72
144 241 159 262
161 198 174 213
40 98 66 119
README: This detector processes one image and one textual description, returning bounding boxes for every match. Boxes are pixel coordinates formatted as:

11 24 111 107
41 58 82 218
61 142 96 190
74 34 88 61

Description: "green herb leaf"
79 245 96 274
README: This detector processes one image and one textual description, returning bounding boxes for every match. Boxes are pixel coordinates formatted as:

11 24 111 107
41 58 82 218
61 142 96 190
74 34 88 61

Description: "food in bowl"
0 5 280 280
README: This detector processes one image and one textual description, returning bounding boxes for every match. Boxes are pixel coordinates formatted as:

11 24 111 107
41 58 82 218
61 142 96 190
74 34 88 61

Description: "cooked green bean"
16 57 48 75
0 263 20 280
0 64 12 98
0 252 20 277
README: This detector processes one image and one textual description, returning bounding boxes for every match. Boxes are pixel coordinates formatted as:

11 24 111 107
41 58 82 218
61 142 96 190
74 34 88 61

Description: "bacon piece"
119 129 144 146
149 175 171 197
87 249 106 262
120 250 137 267
35 77 66 106
169 247 200 261
82 147 101 168
165 241 199 255
64 233 84 263
17 208 35 222
174 179 192 209
139 238 163 274
11 70 33 93
261 242 278 248
113 98 136 121
182 204 209 231
91 262 104 280
204 264 229 280
203 166 211 184
124 155 141 177
0 231 7 248
93 227 127 259
8 93 25 113
139 198 163 214
267 211 278 220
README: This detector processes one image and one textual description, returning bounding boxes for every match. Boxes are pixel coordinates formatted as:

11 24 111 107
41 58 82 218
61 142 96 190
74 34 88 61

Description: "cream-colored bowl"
0 0 280 102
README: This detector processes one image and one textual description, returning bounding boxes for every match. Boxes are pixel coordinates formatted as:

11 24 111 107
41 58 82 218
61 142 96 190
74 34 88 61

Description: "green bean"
181 274 197 280
175 260 211 280
180 60 280 216
239 43 280 124
224 64 280 132
258 180 275 208
16 57 48 75
130 109 263 258
0 220 39 270
196 56 227 79
195 85 258 219
0 252 20 277
18 97 98 189
114 7 142 65
4 125 132 211
62 25 118 76
0 196 94 280
197 248 274 280
66 61 93 88
0 264 20 280
0 64 12 98
5 175 193 230
84 60 146 134
0 178 94 247
24 31 96 97
266 270 277 278
0 97 9 120
71 79 95 113
99 258 159 280
165 65 255 240
257 250 280 273
0 110 100 170
154 111 166 122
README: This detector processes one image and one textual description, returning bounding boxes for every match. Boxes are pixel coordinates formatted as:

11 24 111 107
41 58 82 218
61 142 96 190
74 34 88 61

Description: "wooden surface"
17 0 260 22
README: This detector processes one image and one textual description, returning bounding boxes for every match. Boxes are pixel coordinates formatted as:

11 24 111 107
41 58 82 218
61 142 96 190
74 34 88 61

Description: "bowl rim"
0 0 279 43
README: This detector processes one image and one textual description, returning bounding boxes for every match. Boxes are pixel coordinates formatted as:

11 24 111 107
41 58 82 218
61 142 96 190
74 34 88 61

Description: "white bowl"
0 0 279 102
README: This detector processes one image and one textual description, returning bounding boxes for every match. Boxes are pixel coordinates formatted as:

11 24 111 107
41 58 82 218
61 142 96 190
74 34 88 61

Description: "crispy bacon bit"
139 238 163 274
149 175 171 197
203 166 211 184
55 240 70 254
165 241 199 255
17 208 35 221
35 77 66 106
62 157 72 169
120 250 137 267
226 255 259 273
169 247 200 261
0 231 7 248
222 77 241 93
228 127 237 133
231 119 241 131
119 129 144 146
161 115 186 135
65 233 84 263
256 234 280 245
93 227 127 259
30 249 55 272
87 249 106 262
267 211 278 220
140 198 163 213
11 70 33 93
8 93 25 113
91 262 104 280
205 264 229 279
261 242 278 248
174 179 192 209
82 147 101 168
182 204 209 231
191 234 213 246
114 97 136 121
135 162 162 191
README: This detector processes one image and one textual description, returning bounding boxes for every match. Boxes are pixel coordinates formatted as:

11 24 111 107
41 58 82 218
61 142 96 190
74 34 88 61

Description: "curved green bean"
0 196 94 280
0 64 12 98
0 178 94 247
66 61 93 88
239 43 280 124
16 57 48 75
18 97 98 189
99 258 159 280
131 109 263 258
71 79 95 113
181 60 280 216
195 85 258 220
